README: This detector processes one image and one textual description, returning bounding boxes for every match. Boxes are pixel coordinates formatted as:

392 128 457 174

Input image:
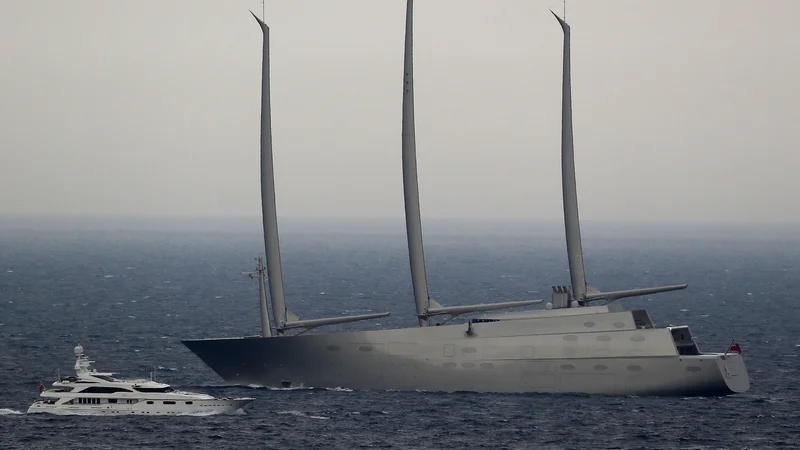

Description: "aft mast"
551 11 687 305
551 12 587 303
400 0 543 325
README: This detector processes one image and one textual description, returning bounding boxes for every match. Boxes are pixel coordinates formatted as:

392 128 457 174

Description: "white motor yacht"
28 345 254 415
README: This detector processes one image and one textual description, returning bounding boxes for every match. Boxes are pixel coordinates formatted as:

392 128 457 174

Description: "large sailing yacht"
181 3 749 396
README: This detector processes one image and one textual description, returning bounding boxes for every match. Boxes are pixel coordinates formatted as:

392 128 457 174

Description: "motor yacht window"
108 399 118 404
80 386 133 394
185 401 193 405
163 401 176 405
134 387 174 393
146 401 154 404
93 375 116 382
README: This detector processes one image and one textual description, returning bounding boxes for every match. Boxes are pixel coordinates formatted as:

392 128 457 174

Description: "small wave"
267 385 353 393
276 410 329 420
177 410 237 417
0 408 23 415
264 386 313 391
360 410 389 416
328 386 353 392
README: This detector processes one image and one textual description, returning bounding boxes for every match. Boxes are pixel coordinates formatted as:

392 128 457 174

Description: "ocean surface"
1 216 798 449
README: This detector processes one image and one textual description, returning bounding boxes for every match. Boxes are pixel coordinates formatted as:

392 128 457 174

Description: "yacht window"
108 399 118 404
134 387 174 393
80 386 133 394
163 401 176 405
93 375 116 382
185 401 193 405
146 401 154 404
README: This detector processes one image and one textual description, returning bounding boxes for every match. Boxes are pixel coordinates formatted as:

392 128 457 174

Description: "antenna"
564 0 567 21
262 0 265 21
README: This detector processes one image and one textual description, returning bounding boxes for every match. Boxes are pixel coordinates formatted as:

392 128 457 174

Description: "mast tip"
550 9 569 31
250 10 267 28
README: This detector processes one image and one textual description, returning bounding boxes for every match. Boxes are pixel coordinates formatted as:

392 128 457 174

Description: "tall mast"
247 12 390 334
552 12 587 303
252 13 288 334
396 1 544 323
551 12 688 305
402 0 431 327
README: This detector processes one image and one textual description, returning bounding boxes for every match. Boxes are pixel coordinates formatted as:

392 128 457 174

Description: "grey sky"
2 0 798 222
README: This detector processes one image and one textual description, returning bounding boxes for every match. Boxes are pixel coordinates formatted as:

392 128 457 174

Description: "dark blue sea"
1 216 798 449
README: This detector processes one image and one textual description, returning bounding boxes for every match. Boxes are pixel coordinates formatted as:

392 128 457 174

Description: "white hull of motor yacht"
27 397 253 416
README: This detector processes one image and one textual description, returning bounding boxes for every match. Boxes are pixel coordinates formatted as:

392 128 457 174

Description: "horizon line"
0 212 798 227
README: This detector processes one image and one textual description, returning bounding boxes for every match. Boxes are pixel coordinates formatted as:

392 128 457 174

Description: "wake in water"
226 384 354 393
0 408 24 415
276 410 330 420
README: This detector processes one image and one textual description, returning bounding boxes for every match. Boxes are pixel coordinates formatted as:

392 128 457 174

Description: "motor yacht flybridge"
182 2 749 396
28 345 253 415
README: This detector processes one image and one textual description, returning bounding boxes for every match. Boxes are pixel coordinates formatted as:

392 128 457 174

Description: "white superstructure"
28 345 253 416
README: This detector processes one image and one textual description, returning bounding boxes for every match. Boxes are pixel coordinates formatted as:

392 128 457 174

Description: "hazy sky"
2 0 798 222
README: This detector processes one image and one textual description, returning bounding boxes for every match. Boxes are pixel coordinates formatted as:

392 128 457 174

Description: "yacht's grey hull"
183 309 749 396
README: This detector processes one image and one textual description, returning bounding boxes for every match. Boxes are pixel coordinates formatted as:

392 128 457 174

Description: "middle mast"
401 0 432 327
